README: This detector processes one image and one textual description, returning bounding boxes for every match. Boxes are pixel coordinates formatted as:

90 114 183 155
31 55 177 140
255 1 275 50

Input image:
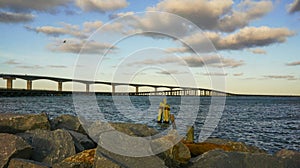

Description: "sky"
0 0 299 95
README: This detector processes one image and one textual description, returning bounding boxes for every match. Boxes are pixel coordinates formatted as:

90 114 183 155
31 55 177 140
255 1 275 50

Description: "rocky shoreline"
0 113 299 168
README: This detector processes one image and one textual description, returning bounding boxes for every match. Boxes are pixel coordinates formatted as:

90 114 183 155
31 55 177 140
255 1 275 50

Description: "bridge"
0 74 233 96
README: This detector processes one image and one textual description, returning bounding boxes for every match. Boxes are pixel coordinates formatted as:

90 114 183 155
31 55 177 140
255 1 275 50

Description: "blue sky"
0 0 299 95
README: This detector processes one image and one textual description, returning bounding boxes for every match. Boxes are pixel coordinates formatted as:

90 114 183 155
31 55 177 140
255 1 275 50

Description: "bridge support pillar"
86 84 90 92
112 84 115 94
4 77 16 89
135 86 139 95
27 80 32 90
170 88 173 96
58 82 63 91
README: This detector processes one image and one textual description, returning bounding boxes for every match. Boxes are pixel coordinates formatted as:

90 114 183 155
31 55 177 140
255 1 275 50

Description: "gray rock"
90 122 166 168
0 113 50 133
275 149 300 168
51 114 86 134
190 150 286 168
151 131 191 168
8 158 50 168
18 129 76 165
95 146 167 168
67 130 96 153
0 133 32 168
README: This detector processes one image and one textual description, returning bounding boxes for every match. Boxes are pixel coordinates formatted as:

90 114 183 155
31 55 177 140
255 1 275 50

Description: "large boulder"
190 150 285 168
90 122 167 168
0 113 50 133
8 158 50 168
50 114 85 134
0 133 32 168
205 138 266 153
185 138 266 157
95 145 167 168
151 131 191 168
18 129 76 165
53 149 96 168
67 130 97 153
275 149 300 168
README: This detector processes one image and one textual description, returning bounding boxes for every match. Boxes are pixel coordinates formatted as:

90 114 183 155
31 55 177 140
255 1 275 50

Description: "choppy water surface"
0 95 299 153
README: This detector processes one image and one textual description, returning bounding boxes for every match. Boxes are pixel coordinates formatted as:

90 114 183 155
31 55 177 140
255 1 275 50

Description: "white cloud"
288 0 300 13
0 0 71 13
264 75 297 80
25 23 87 39
168 26 295 52
4 59 20 65
218 0 273 32
130 55 244 68
233 73 244 76
0 11 34 23
151 0 273 32
249 48 267 54
75 0 129 13
203 72 228 76
47 38 117 54
286 61 300 66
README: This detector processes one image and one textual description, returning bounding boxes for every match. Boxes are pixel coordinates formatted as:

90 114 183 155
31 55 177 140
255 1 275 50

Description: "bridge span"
0 74 233 96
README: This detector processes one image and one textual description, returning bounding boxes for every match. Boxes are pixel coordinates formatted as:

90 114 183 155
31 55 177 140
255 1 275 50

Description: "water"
0 95 299 154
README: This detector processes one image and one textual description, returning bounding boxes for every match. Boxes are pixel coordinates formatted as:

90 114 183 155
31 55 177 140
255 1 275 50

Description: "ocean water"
0 95 299 154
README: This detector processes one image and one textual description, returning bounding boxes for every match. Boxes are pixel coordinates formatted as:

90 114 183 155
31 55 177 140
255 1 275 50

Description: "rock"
90 122 166 168
185 142 231 156
53 149 95 168
151 131 191 168
95 145 167 168
205 138 266 153
185 138 266 157
275 149 300 168
68 130 96 153
87 121 158 145
0 113 50 133
18 129 76 165
0 133 32 168
51 114 86 134
190 150 285 168
8 158 50 168
93 154 121 168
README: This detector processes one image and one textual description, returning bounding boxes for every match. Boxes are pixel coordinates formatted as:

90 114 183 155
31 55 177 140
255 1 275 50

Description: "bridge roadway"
0 74 232 96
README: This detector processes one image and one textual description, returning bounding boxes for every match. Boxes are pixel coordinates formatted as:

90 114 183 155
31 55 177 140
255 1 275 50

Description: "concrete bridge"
0 74 232 96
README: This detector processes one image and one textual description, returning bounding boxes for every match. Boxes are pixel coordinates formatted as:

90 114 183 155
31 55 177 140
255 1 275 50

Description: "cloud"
151 0 273 32
286 61 300 66
217 0 273 32
48 65 68 68
264 75 297 80
288 0 300 13
157 70 187 75
17 65 43 69
182 55 244 68
75 0 129 13
168 26 294 52
130 55 244 68
233 73 244 76
25 23 87 39
47 38 117 54
249 48 267 54
0 0 71 13
0 11 34 23
203 72 228 76
4 59 20 65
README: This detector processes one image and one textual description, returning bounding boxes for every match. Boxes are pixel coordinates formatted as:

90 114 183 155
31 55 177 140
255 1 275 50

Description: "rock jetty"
0 113 299 168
